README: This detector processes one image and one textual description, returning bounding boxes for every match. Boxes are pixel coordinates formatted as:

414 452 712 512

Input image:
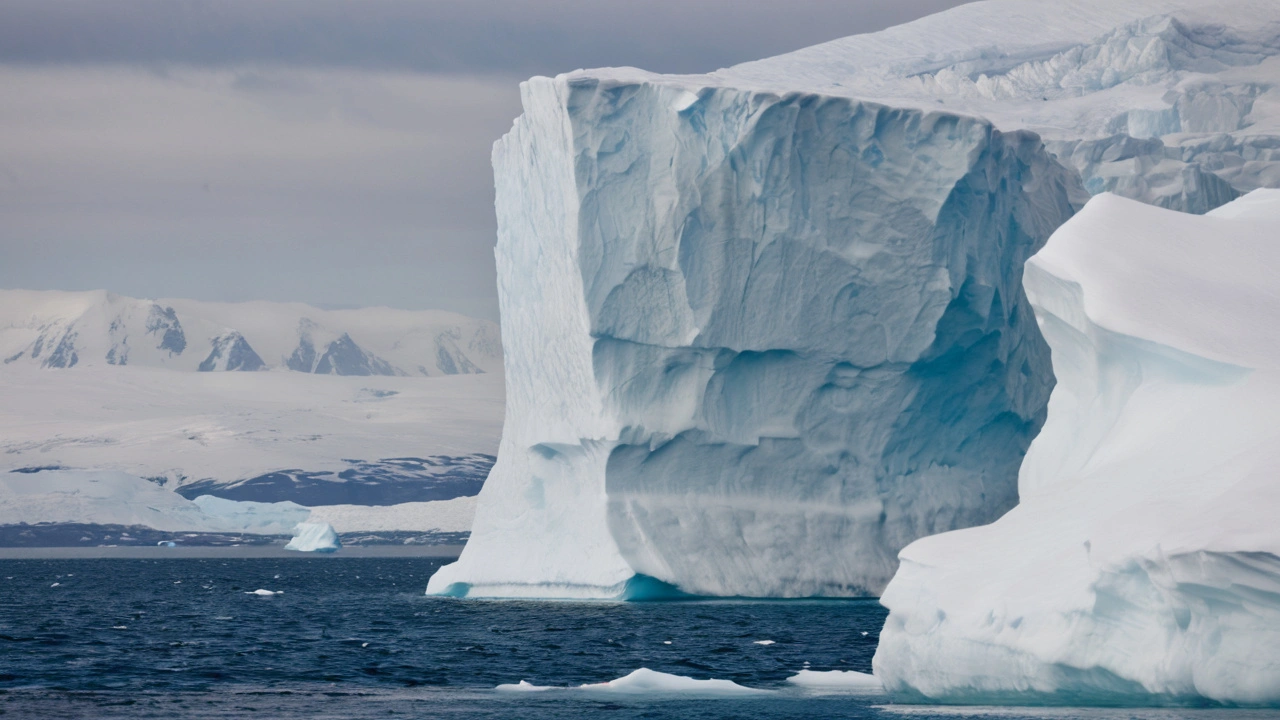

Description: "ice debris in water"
497 669 770 696
753 640 775 646
787 670 883 693
496 680 554 693
246 589 283 596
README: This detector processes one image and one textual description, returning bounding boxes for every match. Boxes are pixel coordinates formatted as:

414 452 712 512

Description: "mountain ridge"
0 288 500 377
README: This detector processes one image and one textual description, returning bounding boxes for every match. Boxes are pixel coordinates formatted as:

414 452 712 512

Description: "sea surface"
0 558 1273 719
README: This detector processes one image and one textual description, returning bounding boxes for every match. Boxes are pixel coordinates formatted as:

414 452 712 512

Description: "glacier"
872 189 1280 706
430 0 1280 599
0 361 502 503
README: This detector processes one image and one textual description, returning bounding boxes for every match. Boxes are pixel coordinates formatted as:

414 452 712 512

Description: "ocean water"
0 558 1272 720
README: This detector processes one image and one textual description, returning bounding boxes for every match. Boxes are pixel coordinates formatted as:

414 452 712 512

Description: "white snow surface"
0 363 501 489
496 669 769 697
284 522 341 553
0 289 500 376
873 190 1280 706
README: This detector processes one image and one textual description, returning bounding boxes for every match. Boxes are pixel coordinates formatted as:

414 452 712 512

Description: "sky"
0 0 972 321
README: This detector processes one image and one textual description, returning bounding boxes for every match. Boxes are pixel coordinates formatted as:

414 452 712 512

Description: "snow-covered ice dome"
429 0 1280 599
873 189 1280 706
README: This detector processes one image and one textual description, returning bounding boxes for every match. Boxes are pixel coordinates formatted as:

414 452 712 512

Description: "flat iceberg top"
563 0 1280 141
1029 189 1280 369
720 0 1273 91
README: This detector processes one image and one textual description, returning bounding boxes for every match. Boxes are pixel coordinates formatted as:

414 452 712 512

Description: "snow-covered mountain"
429 0 1280 599
0 289 501 377
874 190 1280 707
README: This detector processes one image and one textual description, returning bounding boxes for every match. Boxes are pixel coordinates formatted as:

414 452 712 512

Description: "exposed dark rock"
313 333 397 376
198 332 266 372
175 454 494 505
42 330 79 368
146 305 187 355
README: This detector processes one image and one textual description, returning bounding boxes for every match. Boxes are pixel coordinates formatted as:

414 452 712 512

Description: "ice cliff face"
430 0 1280 599
427 73 1080 599
873 190 1280 706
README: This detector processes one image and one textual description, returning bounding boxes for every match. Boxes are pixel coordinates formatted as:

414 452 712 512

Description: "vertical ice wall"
427 72 1082 598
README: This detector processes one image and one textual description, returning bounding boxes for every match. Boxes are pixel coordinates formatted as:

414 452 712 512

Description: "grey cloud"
0 1 974 320
1 0 974 76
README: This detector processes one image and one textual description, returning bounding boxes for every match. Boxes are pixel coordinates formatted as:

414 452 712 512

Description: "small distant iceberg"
156 540 176 547
496 668 770 697
284 522 341 553
245 589 283 596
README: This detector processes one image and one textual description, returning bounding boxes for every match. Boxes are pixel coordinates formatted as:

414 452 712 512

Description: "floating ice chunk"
580 668 769 696
245 589 282 596
787 670 883 693
497 669 769 697
157 541 176 547
496 680 554 693
50 582 60 588
111 625 127 630
753 640 775 646
284 522 341 553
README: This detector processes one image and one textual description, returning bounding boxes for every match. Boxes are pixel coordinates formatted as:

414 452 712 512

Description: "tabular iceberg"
429 0 1280 599
427 77 1078 598
873 190 1280 706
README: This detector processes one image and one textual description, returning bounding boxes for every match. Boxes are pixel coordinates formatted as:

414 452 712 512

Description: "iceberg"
284 522 342 553
872 190 1280 706
430 0 1280 599
427 74 1077 598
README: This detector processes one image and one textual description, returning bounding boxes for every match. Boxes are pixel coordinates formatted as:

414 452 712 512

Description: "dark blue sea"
1 558 1273 720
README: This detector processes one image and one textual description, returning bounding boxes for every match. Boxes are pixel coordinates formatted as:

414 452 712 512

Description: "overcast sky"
1 0 971 320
